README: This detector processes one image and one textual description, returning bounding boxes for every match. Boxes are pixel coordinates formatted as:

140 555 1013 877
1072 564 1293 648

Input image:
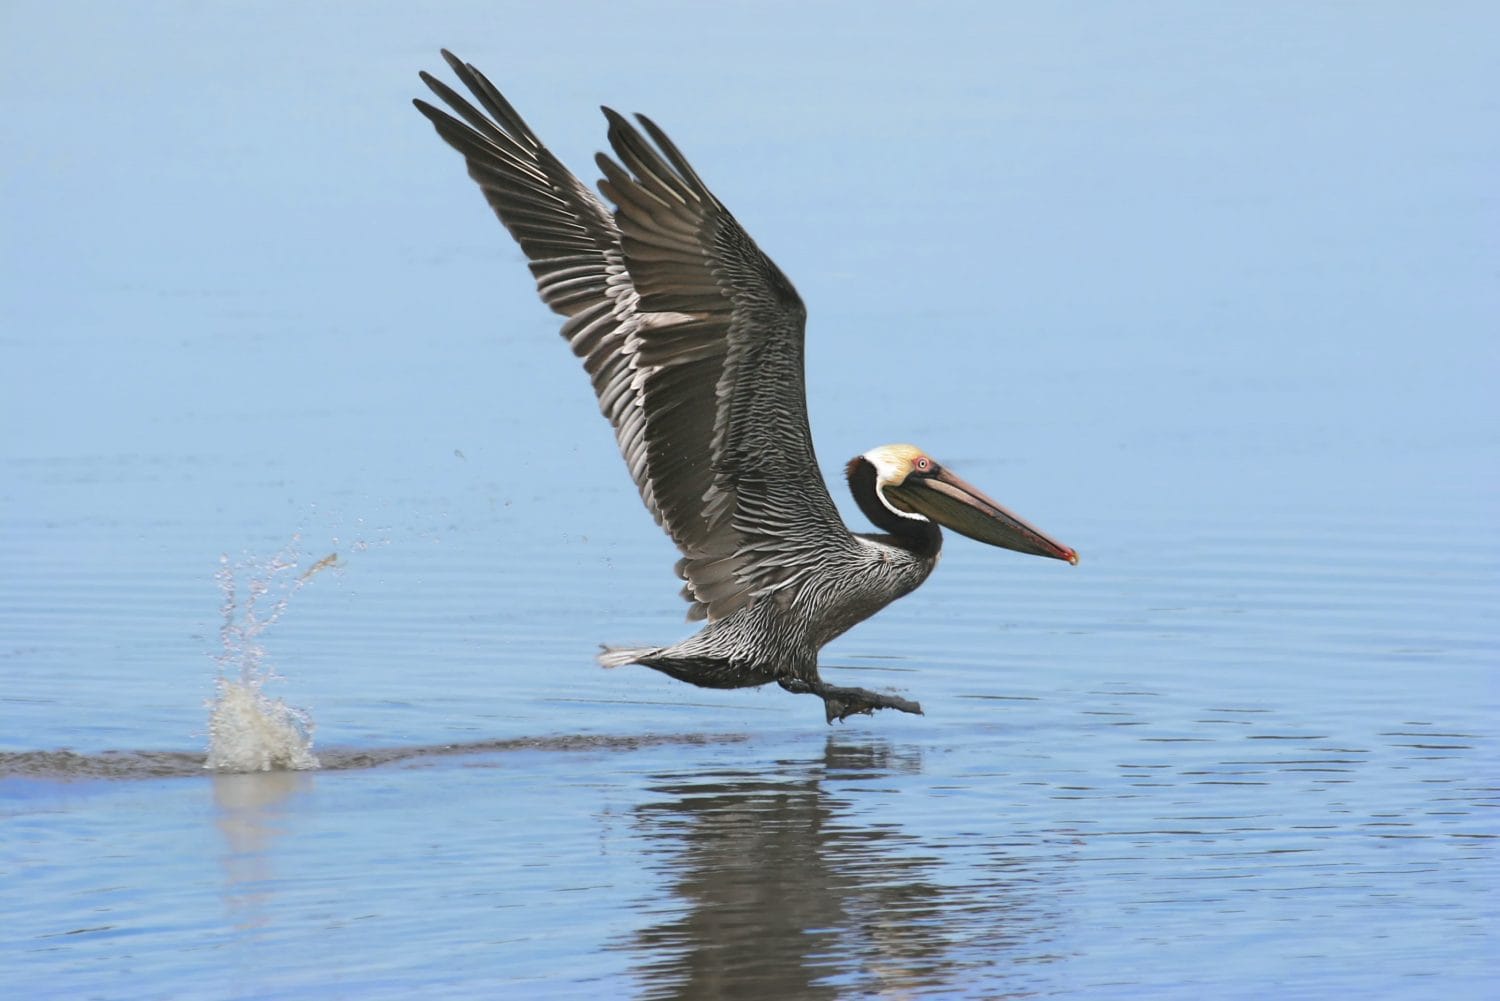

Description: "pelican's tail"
597 645 658 669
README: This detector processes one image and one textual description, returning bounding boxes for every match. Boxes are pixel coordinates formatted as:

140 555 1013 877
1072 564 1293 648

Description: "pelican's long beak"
886 467 1078 564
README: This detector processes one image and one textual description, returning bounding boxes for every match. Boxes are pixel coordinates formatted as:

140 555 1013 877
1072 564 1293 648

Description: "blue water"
3 3 1496 998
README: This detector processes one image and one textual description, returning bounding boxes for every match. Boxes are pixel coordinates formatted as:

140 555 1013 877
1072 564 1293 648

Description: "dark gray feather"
416 54 852 621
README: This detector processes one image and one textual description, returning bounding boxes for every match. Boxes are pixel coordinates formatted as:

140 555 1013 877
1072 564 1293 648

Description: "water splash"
205 537 336 772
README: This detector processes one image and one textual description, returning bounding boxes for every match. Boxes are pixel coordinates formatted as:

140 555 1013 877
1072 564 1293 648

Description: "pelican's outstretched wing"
415 52 849 621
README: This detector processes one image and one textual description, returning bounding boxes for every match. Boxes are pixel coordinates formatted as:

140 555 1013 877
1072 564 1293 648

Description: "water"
3 3 1497 998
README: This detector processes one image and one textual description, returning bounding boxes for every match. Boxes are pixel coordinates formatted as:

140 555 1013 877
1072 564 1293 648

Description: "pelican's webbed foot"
779 678 924 724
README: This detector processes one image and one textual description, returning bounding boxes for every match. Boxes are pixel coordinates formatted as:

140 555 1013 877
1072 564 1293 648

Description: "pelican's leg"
778 678 924 724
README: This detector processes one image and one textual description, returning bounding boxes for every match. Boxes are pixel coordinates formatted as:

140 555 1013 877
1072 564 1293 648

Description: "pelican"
414 52 1077 722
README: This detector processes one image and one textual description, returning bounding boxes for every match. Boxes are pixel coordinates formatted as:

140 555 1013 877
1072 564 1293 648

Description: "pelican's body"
601 471 941 693
415 54 1077 721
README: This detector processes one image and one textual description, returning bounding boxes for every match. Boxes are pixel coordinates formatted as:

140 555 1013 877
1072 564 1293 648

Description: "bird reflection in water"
614 737 1061 998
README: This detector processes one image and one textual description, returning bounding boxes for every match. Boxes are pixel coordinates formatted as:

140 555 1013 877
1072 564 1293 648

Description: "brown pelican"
414 52 1077 722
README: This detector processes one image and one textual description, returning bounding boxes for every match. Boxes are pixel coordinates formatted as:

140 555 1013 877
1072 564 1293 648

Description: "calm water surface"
3 4 1496 999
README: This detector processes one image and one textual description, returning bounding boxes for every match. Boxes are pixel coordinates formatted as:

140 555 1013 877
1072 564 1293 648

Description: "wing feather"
416 53 851 620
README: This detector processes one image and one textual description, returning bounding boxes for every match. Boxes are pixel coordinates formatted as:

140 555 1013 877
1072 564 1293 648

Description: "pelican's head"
850 443 1078 564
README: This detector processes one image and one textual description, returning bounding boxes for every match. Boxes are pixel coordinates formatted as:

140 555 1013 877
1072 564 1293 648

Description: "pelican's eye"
913 455 933 474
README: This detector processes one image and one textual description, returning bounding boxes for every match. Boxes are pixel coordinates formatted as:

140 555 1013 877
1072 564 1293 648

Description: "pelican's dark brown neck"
845 457 942 557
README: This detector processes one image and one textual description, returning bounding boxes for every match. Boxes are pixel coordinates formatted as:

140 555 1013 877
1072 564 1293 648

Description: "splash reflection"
619 736 1061 999
214 770 310 933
